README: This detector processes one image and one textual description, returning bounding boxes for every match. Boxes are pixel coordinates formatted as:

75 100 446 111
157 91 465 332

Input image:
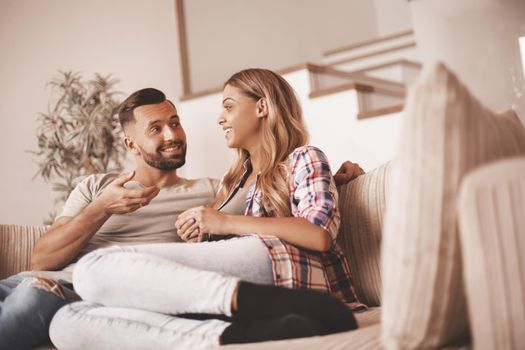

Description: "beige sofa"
0 163 388 350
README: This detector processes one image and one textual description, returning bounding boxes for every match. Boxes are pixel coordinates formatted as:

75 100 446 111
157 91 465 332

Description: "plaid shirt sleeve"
289 146 341 242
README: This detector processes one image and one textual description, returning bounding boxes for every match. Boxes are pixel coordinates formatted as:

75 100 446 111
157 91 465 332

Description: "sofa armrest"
337 162 390 307
458 156 525 349
0 224 48 280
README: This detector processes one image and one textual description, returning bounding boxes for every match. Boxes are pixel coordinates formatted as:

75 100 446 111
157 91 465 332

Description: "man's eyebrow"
147 119 160 127
146 115 179 127
222 97 235 104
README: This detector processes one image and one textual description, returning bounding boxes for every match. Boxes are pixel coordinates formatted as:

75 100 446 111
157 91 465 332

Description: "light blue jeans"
50 236 274 350
0 274 79 350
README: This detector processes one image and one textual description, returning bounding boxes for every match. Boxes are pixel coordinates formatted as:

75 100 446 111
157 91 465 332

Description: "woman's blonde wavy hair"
210 68 309 216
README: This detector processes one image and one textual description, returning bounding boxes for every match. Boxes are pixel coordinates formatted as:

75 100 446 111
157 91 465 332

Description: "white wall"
0 0 181 225
373 0 412 36
177 93 234 181
409 0 525 122
185 0 379 92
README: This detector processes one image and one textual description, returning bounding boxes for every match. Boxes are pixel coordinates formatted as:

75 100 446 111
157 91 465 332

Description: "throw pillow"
381 62 525 349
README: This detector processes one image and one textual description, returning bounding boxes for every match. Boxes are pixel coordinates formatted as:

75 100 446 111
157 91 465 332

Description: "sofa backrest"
336 162 390 307
0 224 48 280
2 165 391 302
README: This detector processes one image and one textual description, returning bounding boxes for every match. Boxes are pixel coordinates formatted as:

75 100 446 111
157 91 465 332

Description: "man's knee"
7 277 79 323
20 277 67 299
0 278 74 349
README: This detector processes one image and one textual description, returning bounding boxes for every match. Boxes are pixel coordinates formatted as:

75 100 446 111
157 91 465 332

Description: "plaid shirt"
219 146 366 311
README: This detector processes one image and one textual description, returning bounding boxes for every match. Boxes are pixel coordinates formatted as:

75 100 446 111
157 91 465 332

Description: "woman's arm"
175 207 332 251
176 147 339 252
333 160 365 186
223 214 333 252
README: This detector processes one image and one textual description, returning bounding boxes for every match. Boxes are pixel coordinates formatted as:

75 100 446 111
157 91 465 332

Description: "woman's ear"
256 98 268 118
124 136 140 155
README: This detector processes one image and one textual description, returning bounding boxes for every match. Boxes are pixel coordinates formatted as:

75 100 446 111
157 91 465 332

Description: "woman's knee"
73 247 120 301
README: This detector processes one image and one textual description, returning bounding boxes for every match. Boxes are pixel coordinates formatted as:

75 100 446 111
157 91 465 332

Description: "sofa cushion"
337 163 390 307
458 157 525 349
381 62 525 348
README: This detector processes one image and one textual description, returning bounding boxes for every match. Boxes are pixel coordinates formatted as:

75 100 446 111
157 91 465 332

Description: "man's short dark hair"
118 88 167 128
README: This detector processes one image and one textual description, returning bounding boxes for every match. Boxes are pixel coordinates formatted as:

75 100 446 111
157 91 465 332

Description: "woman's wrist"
223 214 252 236
220 213 237 235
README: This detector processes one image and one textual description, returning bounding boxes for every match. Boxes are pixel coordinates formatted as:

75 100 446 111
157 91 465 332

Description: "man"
0 88 364 349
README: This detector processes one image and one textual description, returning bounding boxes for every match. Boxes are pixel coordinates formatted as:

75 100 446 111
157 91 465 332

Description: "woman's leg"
50 301 230 350
50 301 327 349
72 236 272 316
69 236 356 348
114 235 274 285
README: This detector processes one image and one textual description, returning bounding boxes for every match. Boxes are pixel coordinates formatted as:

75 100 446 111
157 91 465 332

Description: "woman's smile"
222 126 233 139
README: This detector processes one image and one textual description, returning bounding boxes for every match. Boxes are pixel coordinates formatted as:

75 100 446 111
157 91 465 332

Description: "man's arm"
31 203 111 271
31 172 160 271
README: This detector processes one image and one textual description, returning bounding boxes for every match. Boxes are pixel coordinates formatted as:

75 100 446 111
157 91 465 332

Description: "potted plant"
31 71 127 223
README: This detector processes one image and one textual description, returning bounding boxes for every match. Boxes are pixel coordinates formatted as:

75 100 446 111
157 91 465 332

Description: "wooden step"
324 30 414 57
328 44 419 73
307 67 405 120
322 30 416 66
307 64 406 96
357 105 404 120
347 59 422 86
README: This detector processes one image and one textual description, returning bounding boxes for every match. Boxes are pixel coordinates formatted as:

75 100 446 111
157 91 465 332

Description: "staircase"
306 64 407 119
306 30 421 118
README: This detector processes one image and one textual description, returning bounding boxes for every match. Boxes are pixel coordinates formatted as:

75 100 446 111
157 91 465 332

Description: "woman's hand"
175 206 231 242
333 161 365 186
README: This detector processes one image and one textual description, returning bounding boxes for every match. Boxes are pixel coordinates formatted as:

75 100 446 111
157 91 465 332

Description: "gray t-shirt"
22 173 219 282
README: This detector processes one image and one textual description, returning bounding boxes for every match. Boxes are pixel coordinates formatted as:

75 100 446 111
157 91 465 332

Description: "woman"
50 69 364 350
176 68 363 305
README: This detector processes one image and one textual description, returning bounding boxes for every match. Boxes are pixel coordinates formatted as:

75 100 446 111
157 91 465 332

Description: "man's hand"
31 171 160 271
94 171 160 214
333 161 365 186
175 206 229 242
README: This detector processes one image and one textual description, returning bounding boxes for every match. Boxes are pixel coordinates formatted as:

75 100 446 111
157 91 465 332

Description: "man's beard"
139 141 187 170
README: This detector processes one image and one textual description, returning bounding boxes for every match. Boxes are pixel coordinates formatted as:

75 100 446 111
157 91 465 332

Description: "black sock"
220 314 324 344
235 282 358 333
